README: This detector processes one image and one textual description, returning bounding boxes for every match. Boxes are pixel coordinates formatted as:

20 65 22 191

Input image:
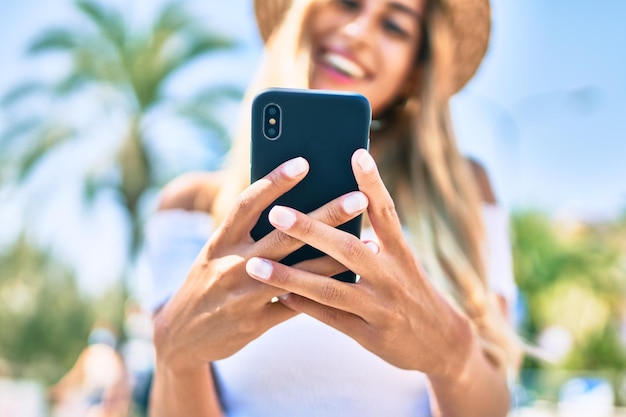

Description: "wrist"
156 356 210 385
429 309 476 386
153 306 202 376
426 315 511 417
152 359 222 417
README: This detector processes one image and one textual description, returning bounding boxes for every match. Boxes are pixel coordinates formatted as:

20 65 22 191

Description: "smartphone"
250 88 371 283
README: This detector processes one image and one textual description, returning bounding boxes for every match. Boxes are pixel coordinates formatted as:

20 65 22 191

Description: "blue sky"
1 0 625 295
452 0 626 220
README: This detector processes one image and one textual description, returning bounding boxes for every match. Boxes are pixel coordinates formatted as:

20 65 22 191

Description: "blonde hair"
214 0 521 371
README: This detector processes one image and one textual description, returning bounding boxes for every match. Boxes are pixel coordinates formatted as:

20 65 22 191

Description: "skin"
309 0 423 117
151 158 370 416
151 1 512 416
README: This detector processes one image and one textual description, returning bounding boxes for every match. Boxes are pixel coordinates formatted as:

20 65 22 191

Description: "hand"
245 149 474 380
153 157 369 375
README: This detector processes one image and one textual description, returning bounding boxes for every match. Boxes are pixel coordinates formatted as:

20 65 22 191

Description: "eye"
336 0 360 11
383 19 409 38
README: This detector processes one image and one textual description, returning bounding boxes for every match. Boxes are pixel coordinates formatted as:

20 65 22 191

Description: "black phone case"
250 88 371 283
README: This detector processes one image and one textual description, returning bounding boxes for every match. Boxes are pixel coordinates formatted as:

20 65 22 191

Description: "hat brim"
254 0 490 94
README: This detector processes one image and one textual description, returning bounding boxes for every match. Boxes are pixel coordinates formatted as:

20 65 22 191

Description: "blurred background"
0 0 624 416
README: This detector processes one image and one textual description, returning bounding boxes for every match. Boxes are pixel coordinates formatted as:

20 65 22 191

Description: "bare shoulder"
466 158 496 205
158 170 225 213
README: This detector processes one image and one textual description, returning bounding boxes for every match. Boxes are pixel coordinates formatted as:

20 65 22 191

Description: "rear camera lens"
264 104 281 139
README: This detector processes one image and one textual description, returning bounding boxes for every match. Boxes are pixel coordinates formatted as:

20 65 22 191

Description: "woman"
147 0 521 415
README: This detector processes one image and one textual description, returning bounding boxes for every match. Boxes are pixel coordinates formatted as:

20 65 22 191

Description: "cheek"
309 8 335 40
370 49 415 115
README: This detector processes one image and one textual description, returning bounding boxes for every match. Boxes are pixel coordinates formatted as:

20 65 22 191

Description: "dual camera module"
263 104 281 140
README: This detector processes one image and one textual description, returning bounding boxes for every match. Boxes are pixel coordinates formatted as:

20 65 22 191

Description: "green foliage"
512 210 626 371
0 238 122 385
566 325 626 371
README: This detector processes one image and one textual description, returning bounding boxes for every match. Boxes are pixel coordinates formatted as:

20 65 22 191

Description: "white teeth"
322 52 366 79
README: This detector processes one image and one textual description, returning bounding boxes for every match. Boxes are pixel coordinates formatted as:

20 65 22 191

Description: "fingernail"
343 192 368 214
365 241 380 254
278 293 290 301
357 150 375 172
269 206 296 228
283 157 308 178
246 257 273 280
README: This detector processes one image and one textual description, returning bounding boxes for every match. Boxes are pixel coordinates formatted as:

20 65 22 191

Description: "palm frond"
174 84 241 147
176 106 231 150
16 126 76 181
0 117 43 149
82 169 117 207
127 11 236 110
28 27 82 54
1 81 50 108
76 0 127 52
28 26 127 93
54 73 92 96
159 30 235 83
154 1 195 35
127 32 235 110
68 41 128 89
129 24 235 109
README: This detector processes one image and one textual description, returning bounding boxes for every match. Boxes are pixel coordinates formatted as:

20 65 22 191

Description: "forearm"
427 334 510 417
150 362 224 417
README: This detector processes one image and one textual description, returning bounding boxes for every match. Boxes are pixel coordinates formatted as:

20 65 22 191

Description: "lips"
321 50 368 79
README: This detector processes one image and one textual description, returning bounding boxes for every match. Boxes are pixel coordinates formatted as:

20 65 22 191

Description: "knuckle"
368 299 395 326
325 203 347 226
266 168 287 190
320 281 343 304
271 265 290 286
233 191 255 213
272 230 299 249
321 307 340 326
341 236 364 260
235 316 257 338
298 216 314 236
365 171 381 188
212 259 236 281
378 199 398 220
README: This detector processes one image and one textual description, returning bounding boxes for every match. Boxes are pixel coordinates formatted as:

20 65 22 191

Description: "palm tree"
0 0 242 286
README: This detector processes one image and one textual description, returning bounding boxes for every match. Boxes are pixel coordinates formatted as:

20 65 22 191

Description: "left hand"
245 149 474 380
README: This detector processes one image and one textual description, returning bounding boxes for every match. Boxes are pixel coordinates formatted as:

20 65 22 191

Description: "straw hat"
254 0 490 93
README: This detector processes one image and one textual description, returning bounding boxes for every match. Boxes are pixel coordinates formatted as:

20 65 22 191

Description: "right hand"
153 157 369 375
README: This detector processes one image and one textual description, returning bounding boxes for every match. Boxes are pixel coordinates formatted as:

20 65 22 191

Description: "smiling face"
308 0 427 116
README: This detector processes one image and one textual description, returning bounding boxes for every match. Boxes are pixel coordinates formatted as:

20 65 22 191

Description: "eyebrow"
388 2 424 23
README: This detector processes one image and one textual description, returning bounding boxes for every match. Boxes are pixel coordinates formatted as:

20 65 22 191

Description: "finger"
278 293 367 340
265 205 381 280
253 190 368 260
246 257 365 316
220 157 309 241
293 255 349 278
250 255 348 307
261 299 299 323
351 149 403 249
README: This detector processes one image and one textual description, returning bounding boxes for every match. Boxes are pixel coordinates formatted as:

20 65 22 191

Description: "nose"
340 11 375 45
